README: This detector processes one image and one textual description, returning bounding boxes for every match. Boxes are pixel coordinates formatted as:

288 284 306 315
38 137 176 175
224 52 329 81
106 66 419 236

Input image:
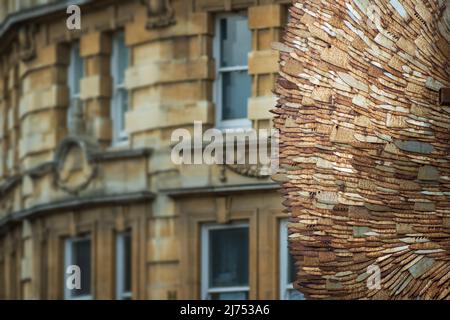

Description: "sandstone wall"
0 0 289 299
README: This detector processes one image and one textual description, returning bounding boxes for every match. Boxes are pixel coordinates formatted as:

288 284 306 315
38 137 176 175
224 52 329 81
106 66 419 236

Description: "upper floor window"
201 223 249 300
279 219 304 300
67 42 84 126
111 31 129 145
116 230 132 300
64 235 92 300
214 14 252 129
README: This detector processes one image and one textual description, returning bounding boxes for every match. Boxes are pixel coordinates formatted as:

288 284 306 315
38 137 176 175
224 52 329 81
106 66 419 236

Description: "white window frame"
279 219 304 300
116 231 132 300
64 235 92 300
213 13 252 130
111 31 129 146
201 223 250 300
67 42 83 126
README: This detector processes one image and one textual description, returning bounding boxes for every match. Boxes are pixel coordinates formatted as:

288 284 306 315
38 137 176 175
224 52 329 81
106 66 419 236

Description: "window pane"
222 71 251 120
287 289 305 300
73 239 91 297
111 31 129 142
211 291 248 300
123 233 132 293
220 16 251 67
118 88 128 133
209 227 249 288
115 32 129 85
68 43 84 98
72 44 83 96
287 247 305 300
288 253 296 284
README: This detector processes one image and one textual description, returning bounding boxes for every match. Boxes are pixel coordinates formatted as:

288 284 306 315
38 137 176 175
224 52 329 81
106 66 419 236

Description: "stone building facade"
0 0 300 300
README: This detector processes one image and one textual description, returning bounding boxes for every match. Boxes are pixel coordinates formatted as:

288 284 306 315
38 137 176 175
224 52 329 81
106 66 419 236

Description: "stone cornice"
0 0 91 40
0 147 153 196
161 182 279 198
0 190 155 234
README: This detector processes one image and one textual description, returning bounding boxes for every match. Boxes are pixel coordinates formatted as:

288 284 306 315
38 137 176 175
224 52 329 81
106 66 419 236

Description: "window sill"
117 292 132 300
65 294 93 300
216 119 252 131
108 139 130 151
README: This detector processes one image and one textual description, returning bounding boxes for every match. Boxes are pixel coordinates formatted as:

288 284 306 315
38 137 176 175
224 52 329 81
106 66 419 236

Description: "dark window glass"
210 291 248 300
111 31 129 141
219 16 251 67
209 227 249 288
115 32 128 85
71 43 83 96
72 238 91 297
288 253 296 284
123 232 132 293
222 71 251 120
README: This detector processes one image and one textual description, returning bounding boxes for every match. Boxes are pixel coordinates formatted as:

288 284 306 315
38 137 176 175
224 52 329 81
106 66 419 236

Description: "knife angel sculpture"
274 0 449 299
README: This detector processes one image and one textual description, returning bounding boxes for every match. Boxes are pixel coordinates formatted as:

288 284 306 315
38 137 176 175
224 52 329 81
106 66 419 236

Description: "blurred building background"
0 0 302 300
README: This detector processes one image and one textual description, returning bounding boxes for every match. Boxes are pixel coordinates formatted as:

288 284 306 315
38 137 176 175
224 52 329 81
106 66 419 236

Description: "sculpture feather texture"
273 0 449 299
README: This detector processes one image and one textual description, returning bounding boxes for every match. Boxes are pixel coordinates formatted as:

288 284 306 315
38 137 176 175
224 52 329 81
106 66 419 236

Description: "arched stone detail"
53 136 99 195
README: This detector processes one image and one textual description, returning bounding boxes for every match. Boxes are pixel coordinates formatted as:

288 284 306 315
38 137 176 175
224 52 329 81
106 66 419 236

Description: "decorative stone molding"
221 135 273 180
224 163 271 179
140 0 175 29
194 0 255 12
0 191 156 234
215 196 231 224
18 24 37 62
53 136 99 195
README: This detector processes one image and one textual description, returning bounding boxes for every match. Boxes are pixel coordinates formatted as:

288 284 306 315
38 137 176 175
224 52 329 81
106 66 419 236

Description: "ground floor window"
64 234 92 300
280 219 304 300
116 230 132 300
201 223 249 300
